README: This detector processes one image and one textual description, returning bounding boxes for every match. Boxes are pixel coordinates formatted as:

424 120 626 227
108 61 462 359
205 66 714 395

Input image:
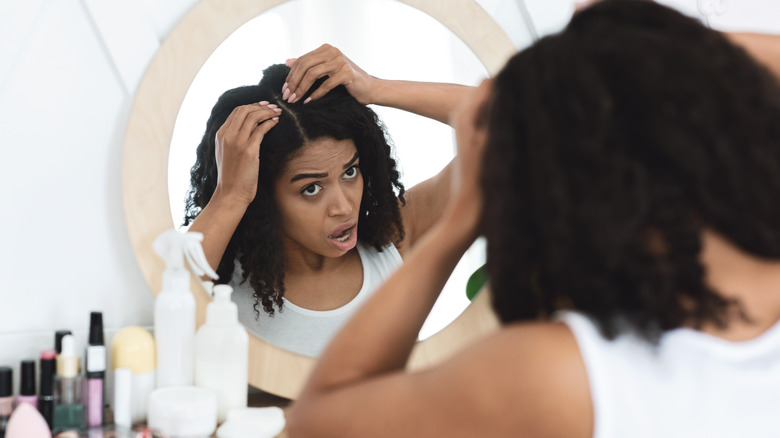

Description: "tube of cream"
38 350 56 430
85 312 106 428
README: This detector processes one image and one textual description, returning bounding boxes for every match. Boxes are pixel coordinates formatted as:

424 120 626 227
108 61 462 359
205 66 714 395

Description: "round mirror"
171 0 486 348
123 0 515 398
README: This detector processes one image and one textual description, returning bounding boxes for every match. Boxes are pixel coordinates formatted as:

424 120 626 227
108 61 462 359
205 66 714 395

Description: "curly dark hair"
481 0 780 342
184 64 405 316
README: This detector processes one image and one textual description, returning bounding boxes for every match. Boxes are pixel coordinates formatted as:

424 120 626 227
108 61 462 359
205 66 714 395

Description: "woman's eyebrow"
289 153 360 183
291 171 328 183
343 152 359 169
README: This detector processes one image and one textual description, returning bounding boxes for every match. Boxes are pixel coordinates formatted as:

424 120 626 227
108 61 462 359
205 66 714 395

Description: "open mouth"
328 225 354 243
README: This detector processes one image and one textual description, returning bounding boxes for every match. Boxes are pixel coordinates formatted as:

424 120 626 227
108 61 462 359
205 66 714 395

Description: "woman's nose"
327 186 354 217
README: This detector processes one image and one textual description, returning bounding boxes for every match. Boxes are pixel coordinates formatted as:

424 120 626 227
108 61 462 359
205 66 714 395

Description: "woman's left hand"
283 44 375 105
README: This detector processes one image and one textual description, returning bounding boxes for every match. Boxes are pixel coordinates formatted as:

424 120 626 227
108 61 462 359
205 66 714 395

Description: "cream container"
147 386 217 437
216 407 286 438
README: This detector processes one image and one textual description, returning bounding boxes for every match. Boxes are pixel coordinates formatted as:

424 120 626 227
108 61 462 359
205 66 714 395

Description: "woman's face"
274 137 363 259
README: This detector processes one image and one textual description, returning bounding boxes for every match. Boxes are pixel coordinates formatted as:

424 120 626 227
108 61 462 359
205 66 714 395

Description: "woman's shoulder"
435 321 593 438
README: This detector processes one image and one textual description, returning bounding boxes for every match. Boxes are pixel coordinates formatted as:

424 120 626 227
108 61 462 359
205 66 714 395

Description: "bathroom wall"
1 0 777 393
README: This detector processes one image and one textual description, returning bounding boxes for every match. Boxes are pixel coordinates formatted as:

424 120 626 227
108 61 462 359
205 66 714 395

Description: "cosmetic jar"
216 407 286 438
147 387 217 437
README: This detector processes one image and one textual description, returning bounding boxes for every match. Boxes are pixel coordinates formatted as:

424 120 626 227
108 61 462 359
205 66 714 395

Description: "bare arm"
187 102 281 276
727 32 780 80
369 79 470 125
283 44 471 125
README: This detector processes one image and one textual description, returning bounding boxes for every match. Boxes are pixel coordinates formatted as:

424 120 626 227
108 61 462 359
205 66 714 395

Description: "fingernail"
259 100 269 105
282 82 288 93
282 87 291 101
267 104 277 108
273 107 282 113
304 97 312 104
272 116 279 121
289 93 297 103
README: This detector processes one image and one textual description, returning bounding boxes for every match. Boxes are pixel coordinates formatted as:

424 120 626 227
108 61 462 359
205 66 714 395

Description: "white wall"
1 0 777 393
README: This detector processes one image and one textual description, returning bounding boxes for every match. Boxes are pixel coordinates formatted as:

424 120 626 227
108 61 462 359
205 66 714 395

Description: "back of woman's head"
482 0 780 340
185 64 404 315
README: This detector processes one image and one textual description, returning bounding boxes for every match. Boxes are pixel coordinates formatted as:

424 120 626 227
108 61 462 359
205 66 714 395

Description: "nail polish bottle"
0 366 13 438
52 335 84 433
16 360 37 408
38 350 56 429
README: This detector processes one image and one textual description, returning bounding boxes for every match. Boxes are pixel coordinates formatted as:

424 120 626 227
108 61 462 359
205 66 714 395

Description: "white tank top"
556 310 780 438
231 243 402 357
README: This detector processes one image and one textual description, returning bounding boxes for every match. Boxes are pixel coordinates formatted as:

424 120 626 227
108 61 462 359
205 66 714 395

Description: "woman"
185 48 469 357
287 1 780 436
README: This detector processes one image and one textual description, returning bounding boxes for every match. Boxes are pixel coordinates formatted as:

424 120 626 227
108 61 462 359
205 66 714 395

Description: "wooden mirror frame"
122 0 515 399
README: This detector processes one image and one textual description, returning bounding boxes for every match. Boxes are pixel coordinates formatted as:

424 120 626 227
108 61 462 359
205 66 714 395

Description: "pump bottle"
195 285 248 423
153 229 218 388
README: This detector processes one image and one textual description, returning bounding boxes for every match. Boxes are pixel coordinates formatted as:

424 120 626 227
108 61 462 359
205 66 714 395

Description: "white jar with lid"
147 386 218 437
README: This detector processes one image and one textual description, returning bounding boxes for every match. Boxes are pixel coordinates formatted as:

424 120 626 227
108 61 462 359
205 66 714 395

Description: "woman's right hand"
282 44 375 105
213 102 281 207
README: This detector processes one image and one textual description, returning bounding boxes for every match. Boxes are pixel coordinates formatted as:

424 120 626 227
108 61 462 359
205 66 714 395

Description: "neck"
282 240 357 276
698 229 780 340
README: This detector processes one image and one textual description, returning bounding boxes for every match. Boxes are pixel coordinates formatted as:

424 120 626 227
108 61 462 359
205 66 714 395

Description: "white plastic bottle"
195 284 249 423
153 229 218 388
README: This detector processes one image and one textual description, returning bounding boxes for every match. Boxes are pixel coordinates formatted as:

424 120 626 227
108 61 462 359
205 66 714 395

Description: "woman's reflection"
184 45 471 357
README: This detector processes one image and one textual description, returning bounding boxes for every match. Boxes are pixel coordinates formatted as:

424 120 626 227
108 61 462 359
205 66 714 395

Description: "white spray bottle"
195 284 248 423
153 229 218 388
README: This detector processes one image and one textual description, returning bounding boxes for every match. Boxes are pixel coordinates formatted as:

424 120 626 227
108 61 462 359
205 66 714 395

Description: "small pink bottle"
16 360 37 408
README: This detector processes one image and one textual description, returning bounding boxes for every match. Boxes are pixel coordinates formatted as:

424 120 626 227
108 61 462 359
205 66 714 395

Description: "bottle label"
86 346 106 372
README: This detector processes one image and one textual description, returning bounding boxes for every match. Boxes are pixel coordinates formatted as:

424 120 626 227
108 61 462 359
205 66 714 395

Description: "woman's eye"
301 184 322 196
344 165 359 179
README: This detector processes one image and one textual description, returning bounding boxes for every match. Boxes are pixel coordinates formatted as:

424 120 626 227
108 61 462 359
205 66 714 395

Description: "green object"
466 264 488 301
53 404 84 433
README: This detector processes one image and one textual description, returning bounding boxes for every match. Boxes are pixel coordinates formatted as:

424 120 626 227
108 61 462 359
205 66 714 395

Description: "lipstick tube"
38 350 56 429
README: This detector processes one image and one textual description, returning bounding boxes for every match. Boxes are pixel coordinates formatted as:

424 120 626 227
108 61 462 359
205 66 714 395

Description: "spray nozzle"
153 229 219 280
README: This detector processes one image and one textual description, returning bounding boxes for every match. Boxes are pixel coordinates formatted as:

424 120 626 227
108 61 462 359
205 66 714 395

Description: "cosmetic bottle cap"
56 335 80 378
0 366 12 397
89 312 104 345
154 229 219 286
87 312 106 377
206 285 239 325
54 330 72 354
20 360 36 396
110 326 156 375
39 350 56 396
